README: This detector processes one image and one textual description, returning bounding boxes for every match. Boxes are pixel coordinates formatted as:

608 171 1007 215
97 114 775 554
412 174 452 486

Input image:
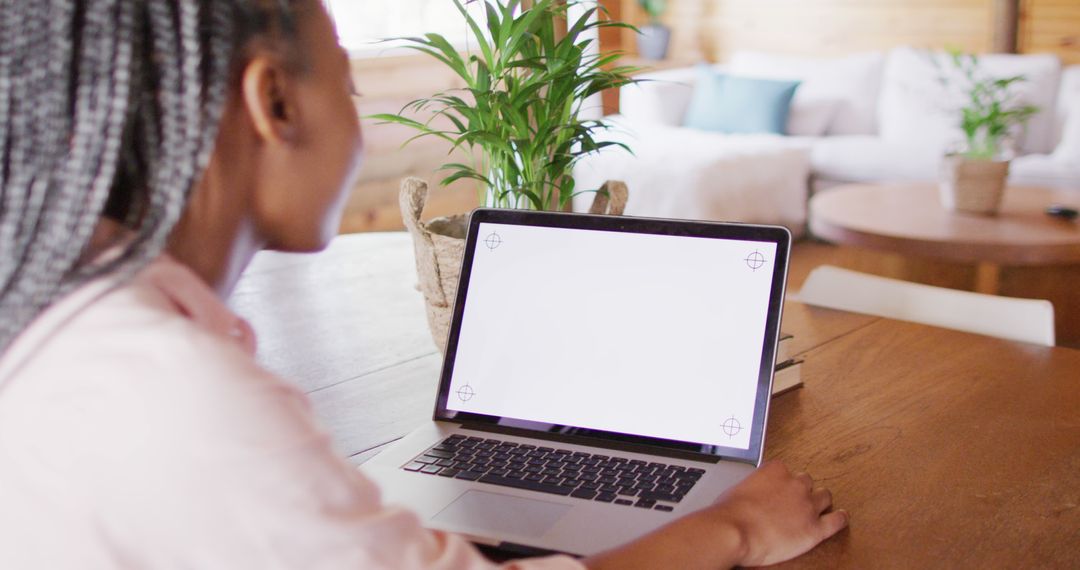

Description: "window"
325 0 489 56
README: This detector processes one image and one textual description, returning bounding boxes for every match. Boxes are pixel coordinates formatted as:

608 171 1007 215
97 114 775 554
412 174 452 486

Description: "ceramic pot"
939 155 1010 215
636 24 670 61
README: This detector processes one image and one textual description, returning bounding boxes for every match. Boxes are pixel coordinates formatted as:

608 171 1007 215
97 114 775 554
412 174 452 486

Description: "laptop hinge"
457 422 733 464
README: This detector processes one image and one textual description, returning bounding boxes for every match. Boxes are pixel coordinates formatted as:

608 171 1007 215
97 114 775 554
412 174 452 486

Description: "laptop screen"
436 210 789 463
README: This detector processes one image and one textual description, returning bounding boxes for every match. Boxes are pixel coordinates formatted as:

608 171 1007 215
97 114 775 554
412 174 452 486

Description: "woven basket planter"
400 177 628 352
939 155 1010 215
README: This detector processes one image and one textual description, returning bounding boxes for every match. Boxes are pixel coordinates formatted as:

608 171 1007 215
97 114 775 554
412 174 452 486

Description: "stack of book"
770 332 803 397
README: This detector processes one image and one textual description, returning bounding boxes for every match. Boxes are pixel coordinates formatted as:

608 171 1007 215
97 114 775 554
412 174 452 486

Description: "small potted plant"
373 0 636 350
636 0 670 61
938 50 1039 215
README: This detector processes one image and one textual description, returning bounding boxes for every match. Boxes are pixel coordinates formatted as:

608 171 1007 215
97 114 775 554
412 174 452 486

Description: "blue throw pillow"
683 67 800 135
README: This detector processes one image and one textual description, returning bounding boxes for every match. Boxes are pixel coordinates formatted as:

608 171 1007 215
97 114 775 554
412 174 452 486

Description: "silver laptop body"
362 209 791 557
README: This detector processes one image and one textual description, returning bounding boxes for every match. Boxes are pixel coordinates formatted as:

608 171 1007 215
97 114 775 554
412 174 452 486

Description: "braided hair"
0 0 307 354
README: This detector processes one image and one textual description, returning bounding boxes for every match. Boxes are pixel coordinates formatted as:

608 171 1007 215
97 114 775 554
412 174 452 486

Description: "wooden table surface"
229 232 1080 568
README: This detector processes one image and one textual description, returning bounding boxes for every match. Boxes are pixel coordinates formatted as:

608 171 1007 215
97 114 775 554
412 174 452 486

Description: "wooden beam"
993 0 1020 53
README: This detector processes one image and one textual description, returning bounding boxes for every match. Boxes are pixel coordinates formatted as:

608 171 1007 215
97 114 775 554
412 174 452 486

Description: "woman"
0 1 847 568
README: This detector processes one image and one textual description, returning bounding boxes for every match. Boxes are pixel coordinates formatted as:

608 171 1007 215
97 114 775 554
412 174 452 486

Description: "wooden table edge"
808 215 1080 266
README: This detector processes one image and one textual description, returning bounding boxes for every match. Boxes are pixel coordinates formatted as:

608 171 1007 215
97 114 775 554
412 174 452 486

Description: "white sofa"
574 47 1080 233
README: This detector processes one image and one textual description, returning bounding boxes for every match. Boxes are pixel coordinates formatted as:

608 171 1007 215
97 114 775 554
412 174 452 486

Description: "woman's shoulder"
0 254 319 465
0 255 301 417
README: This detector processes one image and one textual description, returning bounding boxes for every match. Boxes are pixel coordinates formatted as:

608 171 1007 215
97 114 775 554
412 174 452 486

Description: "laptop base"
361 421 756 557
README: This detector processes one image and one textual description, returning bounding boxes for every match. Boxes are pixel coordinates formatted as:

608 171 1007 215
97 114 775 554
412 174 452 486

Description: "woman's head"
0 0 363 352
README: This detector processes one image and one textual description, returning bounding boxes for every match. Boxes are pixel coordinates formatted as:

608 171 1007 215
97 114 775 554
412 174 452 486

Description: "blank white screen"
446 222 778 450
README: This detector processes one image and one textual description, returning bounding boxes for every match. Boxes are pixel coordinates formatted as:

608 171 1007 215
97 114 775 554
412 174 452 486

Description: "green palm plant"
943 50 1040 160
371 0 637 211
638 0 667 23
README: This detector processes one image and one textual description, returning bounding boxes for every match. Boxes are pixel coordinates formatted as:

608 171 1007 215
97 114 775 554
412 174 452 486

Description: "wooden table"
229 232 1080 568
810 183 1080 344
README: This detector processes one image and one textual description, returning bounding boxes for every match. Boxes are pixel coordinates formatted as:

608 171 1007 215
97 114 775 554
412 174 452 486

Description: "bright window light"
325 0 490 56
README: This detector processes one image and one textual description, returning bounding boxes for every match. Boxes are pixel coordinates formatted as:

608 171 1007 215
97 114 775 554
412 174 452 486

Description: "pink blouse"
0 255 584 570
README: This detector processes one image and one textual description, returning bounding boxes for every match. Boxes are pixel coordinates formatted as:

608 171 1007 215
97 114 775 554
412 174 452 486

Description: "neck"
165 153 264 298
166 217 262 298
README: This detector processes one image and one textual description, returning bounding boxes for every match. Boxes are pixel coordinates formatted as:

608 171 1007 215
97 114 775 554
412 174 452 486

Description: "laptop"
361 208 791 557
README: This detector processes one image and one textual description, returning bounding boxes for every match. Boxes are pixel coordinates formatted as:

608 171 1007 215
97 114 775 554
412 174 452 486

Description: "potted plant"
938 50 1039 215
636 0 669 61
373 0 636 350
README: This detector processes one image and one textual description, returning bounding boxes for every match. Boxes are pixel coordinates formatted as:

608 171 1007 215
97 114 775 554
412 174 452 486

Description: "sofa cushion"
811 136 944 184
573 118 814 233
878 47 1061 155
729 50 886 136
1010 154 1080 190
619 66 701 127
684 68 800 135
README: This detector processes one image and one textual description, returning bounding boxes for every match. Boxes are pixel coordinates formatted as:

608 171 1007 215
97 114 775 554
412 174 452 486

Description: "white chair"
794 265 1056 346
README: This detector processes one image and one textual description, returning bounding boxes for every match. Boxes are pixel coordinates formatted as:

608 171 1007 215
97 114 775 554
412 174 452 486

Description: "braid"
0 0 306 355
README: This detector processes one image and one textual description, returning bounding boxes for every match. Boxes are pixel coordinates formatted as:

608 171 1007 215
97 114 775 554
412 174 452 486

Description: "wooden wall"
1021 0 1080 64
619 0 1080 64
342 55 480 234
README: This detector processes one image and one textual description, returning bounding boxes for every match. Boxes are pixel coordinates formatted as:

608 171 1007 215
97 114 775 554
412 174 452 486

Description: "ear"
239 55 299 144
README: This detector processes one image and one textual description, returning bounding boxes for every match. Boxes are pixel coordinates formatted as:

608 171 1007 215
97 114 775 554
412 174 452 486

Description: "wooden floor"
788 239 842 291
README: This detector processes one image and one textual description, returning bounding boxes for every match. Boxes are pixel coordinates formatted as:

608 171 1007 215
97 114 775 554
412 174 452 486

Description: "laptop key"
614 499 634 506
455 470 485 481
403 462 426 472
571 489 598 500
638 491 684 503
595 492 617 503
635 499 656 509
438 468 460 478
477 474 574 496
654 505 674 512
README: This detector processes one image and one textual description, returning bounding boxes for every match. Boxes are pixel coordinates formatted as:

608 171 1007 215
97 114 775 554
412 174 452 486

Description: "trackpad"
432 490 572 539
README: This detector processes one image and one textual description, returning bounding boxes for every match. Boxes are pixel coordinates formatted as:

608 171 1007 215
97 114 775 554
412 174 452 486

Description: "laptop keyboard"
402 435 704 512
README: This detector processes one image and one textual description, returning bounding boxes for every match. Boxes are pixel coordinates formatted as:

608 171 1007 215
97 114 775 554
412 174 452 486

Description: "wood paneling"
615 0 1079 63
344 55 480 234
1020 0 1080 64
621 0 996 61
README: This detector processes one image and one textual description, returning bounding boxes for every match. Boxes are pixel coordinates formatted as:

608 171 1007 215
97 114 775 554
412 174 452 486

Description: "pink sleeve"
0 260 587 569
99 327 586 569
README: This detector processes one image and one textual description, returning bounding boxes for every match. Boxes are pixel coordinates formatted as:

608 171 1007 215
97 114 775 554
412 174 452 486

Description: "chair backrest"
795 265 1056 346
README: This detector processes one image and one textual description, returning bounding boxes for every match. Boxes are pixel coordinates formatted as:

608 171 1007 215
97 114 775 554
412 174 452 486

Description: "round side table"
808 183 1080 345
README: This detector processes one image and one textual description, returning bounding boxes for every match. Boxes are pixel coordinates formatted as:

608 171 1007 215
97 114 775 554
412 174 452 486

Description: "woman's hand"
583 461 848 570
